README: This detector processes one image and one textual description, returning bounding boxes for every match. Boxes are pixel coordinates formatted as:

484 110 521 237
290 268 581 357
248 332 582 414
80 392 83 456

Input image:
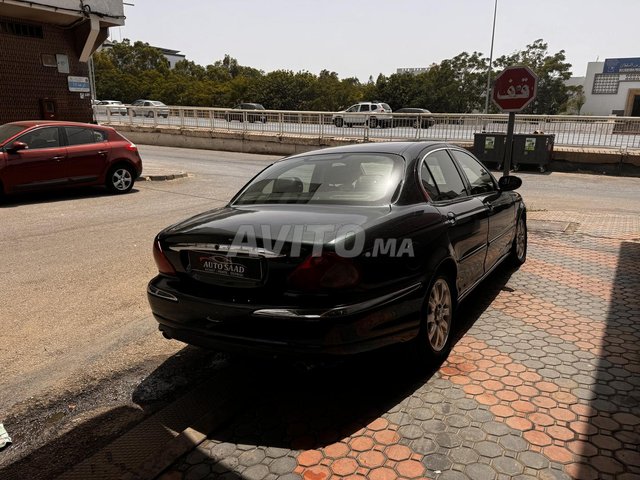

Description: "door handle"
98 150 108 155
445 212 457 226
51 156 65 161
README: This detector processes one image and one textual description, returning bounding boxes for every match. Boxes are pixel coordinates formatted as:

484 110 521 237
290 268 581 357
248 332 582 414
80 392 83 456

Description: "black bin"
473 133 507 170
511 134 555 173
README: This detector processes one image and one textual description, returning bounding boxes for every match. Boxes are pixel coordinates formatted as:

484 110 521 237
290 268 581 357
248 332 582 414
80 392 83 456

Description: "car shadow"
0 262 517 480
574 240 640 478
0 346 224 480
0 187 140 207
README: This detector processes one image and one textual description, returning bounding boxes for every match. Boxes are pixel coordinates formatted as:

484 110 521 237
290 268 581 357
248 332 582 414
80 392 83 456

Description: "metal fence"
94 106 640 150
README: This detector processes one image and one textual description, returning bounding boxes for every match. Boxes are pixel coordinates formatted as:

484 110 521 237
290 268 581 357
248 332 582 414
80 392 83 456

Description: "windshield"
233 153 404 206
0 124 28 144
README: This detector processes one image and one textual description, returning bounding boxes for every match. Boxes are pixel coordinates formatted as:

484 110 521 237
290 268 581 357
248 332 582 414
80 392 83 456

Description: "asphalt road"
1 144 639 476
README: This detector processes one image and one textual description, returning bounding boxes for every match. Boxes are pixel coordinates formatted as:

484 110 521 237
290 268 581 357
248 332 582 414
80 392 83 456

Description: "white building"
101 41 186 69
580 58 640 117
396 67 430 75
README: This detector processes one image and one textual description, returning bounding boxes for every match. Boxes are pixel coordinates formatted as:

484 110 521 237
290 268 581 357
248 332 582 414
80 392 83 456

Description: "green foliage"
94 39 575 114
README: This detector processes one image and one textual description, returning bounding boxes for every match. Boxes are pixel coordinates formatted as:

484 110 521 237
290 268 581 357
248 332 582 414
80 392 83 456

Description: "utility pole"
484 0 498 114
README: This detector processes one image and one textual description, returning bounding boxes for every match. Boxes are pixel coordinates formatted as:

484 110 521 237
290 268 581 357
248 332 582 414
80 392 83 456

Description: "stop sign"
492 66 538 112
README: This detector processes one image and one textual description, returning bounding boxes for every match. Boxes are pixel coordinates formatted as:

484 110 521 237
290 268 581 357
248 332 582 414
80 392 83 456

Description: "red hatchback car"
0 121 143 198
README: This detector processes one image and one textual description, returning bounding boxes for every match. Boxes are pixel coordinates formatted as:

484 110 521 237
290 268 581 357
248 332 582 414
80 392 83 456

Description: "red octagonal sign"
492 66 538 112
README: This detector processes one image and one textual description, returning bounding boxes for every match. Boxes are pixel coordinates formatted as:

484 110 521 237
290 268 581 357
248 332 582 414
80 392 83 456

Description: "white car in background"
97 100 127 116
332 102 393 128
128 100 170 118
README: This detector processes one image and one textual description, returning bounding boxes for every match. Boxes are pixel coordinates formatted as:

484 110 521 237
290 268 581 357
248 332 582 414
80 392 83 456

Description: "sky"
111 0 639 81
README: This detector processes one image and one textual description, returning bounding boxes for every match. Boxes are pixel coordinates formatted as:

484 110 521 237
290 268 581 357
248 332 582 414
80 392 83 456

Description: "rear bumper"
147 276 423 357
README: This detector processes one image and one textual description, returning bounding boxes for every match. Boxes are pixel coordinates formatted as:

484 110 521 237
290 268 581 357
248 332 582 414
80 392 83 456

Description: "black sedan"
394 108 433 128
148 142 526 363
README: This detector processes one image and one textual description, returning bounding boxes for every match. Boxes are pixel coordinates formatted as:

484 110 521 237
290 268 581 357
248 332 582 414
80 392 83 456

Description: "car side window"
421 150 467 201
17 127 60 150
65 127 97 146
93 130 107 142
359 104 370 112
450 150 496 195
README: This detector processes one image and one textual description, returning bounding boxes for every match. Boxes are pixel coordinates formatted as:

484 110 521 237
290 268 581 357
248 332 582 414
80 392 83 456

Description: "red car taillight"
153 239 176 275
125 143 138 152
288 252 360 292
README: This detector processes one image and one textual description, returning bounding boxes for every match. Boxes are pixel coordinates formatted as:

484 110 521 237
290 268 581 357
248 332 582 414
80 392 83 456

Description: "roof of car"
7 120 112 129
285 141 451 159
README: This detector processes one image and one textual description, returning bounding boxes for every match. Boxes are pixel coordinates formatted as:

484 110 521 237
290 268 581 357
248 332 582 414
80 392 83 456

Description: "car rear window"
0 124 28 144
150 101 166 106
233 153 404 206
381 103 391 110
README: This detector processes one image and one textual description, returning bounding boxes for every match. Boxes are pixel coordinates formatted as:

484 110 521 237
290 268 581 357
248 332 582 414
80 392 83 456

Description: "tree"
562 85 585 115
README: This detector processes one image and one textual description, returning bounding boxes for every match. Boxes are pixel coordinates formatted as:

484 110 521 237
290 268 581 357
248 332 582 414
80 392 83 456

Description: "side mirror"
6 141 28 153
498 175 522 192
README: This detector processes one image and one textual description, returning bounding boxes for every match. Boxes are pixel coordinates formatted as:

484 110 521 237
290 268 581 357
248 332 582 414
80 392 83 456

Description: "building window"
0 21 44 38
592 74 619 95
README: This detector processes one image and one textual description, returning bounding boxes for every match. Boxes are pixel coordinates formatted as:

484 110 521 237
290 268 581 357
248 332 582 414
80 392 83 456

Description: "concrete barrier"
114 125 640 176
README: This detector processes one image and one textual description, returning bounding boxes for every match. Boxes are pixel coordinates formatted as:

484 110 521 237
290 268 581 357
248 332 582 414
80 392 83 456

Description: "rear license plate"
189 252 262 281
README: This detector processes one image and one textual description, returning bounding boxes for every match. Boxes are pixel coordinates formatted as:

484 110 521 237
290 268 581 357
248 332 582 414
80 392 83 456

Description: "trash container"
511 134 555 173
473 133 507 170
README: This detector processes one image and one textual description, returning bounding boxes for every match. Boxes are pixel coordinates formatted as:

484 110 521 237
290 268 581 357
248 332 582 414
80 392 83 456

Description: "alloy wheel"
111 168 133 191
426 278 452 352
516 217 527 261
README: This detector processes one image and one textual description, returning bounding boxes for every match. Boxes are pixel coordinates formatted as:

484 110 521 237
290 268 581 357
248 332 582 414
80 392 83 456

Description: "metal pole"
484 0 498 114
503 111 515 176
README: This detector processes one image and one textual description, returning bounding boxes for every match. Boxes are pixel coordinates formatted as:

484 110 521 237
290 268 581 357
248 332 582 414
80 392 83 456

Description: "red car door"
63 127 110 185
3 126 67 192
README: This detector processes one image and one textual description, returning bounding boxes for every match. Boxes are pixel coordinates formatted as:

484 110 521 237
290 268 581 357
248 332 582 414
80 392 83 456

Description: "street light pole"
484 0 498 113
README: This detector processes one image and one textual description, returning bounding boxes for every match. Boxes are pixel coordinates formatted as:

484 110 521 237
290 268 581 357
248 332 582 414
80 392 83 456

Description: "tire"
106 164 135 194
413 120 420 129
147 111 155 118
410 275 455 366
368 118 378 128
334 118 344 127
512 164 520 172
509 214 527 266
261 117 267 124
131 110 137 117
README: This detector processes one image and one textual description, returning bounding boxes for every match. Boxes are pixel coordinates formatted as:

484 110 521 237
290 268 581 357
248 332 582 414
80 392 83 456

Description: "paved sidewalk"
142 212 639 480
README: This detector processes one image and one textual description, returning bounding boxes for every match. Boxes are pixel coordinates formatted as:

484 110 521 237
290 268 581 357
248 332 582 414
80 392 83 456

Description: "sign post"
492 66 538 176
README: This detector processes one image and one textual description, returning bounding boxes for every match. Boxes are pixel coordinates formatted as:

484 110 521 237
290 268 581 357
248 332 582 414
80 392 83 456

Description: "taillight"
288 252 360 292
125 143 138 152
153 239 176 275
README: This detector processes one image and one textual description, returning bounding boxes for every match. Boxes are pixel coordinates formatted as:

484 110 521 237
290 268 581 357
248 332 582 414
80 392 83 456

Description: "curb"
139 172 188 182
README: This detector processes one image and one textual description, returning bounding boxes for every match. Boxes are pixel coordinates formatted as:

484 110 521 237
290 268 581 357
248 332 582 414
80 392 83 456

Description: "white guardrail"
94 106 640 150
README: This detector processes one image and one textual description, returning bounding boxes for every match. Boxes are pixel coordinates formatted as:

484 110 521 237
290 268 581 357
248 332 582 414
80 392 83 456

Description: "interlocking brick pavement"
157 212 639 480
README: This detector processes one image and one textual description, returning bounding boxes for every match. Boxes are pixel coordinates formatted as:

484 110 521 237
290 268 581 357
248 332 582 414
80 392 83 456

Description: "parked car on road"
97 100 127 116
148 141 526 364
0 121 143 198
225 103 268 123
128 100 170 118
394 108 433 128
332 102 393 128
